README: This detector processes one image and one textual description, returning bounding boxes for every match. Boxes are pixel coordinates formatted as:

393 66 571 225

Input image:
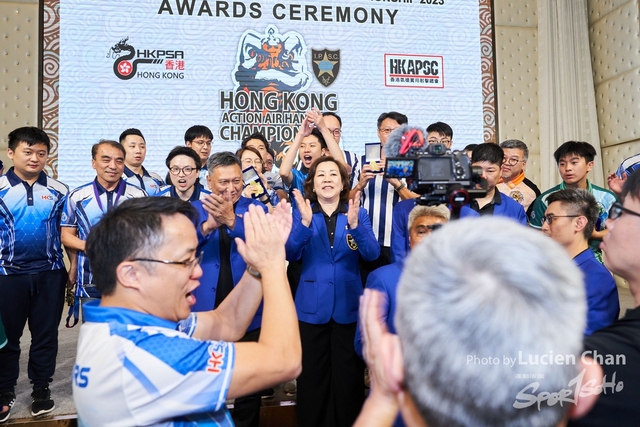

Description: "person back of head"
546 189 598 240
553 141 596 164
621 167 640 201
471 143 503 166
396 217 587 427
85 197 197 296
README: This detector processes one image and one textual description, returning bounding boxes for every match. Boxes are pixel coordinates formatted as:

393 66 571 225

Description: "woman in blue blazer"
287 157 380 427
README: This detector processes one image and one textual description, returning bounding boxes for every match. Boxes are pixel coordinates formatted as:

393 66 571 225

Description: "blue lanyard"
93 179 126 213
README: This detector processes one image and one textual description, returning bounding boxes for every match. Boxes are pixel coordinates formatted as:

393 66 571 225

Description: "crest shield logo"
312 49 340 87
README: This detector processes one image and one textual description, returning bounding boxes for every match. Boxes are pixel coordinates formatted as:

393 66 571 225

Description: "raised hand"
235 204 285 274
348 190 361 229
292 189 313 227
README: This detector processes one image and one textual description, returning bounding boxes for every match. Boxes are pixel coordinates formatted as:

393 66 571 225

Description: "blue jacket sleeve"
350 208 381 261
354 271 391 359
390 203 408 263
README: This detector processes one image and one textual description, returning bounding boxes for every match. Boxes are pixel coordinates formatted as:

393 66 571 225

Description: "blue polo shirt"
575 248 619 335
156 181 211 202
123 166 164 196
0 168 68 274
62 178 147 296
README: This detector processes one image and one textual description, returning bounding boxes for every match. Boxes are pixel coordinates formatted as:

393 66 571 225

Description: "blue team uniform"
123 166 164 196
62 179 147 298
0 168 69 392
156 182 210 202
73 302 235 426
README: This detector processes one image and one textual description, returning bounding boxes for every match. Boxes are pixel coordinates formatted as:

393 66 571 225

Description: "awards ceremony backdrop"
41 0 497 187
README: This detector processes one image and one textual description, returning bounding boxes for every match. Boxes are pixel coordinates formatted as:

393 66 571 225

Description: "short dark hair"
91 140 126 160
266 147 276 160
553 141 597 164
304 157 350 205
8 127 51 152
235 146 264 173
119 128 145 144
471 143 503 166
464 144 478 152
86 197 198 296
426 122 453 139
165 146 201 170
184 125 213 143
547 189 599 239
241 132 270 151
322 111 342 127
622 167 640 201
377 111 408 129
500 139 529 161
206 151 241 173
308 128 327 150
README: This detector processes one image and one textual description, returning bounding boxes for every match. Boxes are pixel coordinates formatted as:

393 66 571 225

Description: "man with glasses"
72 197 301 427
426 121 453 149
184 125 214 190
541 189 619 335
497 139 541 214
192 151 269 427
568 169 640 426
530 141 617 261
158 146 210 202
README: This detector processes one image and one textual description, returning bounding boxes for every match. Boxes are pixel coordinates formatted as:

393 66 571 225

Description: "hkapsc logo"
106 37 186 81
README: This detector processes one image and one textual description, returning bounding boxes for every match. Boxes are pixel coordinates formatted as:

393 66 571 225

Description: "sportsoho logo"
106 37 186 80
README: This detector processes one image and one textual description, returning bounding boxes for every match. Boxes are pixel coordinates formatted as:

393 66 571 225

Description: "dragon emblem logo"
234 25 311 93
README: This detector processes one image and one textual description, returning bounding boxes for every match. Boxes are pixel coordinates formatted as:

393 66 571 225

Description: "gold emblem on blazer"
346 234 358 250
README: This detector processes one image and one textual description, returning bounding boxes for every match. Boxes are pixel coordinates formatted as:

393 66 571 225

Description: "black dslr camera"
383 126 486 213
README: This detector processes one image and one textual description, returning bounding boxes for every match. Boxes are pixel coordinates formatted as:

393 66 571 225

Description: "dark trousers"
0 269 67 391
232 327 261 427
297 320 365 427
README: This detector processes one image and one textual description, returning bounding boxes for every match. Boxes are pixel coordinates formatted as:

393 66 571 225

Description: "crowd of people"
0 108 639 426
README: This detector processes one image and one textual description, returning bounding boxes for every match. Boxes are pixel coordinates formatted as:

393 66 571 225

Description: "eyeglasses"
427 139 451 145
242 158 263 167
503 158 524 166
191 139 212 147
169 166 197 176
130 251 203 272
608 202 640 220
379 128 398 135
541 214 581 225
328 128 342 137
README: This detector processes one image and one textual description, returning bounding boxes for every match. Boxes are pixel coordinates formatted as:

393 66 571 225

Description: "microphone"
384 125 426 157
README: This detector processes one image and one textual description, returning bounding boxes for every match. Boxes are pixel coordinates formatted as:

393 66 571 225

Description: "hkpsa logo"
106 37 186 81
